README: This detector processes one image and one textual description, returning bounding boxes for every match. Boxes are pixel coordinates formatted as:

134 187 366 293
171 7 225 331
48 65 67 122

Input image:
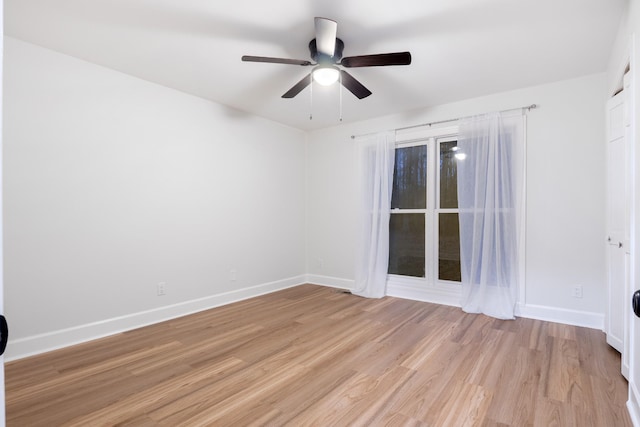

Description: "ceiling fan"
242 17 412 100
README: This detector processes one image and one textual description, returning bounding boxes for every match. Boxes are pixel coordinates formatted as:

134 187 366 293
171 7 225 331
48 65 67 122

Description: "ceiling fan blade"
341 52 412 67
242 55 312 66
340 70 372 99
282 73 312 98
315 17 337 57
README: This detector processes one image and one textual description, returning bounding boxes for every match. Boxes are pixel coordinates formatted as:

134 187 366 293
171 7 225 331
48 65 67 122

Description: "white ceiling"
5 0 627 131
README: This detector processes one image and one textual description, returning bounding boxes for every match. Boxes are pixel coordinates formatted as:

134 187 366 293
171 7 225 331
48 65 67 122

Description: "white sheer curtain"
353 131 396 298
457 112 525 319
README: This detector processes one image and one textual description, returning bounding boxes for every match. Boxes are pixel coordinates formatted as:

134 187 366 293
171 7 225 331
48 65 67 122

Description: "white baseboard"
6 275 306 362
629 381 640 427
515 303 604 330
7 274 606 362
312 275 604 330
305 274 354 290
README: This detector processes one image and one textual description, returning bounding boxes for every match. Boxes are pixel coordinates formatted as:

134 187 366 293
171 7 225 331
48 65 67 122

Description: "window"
388 128 461 283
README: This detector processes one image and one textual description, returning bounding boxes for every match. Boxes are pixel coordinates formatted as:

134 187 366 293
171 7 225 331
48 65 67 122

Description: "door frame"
0 0 6 424
624 32 640 427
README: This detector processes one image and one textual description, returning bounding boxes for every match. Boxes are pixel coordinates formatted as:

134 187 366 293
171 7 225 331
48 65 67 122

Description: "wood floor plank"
393 341 478 422
266 367 358 425
65 357 245 425
546 336 582 402
295 366 415 427
5 285 633 426
484 346 541 425
432 380 493 427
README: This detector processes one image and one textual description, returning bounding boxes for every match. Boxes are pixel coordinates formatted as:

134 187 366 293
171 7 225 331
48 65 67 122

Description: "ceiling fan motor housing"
309 38 344 64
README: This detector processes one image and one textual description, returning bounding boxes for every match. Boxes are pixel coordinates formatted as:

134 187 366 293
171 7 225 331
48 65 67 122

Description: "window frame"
389 124 461 288
436 136 462 283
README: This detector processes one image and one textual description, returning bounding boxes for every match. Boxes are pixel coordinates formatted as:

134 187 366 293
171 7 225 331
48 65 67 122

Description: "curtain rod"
350 104 537 139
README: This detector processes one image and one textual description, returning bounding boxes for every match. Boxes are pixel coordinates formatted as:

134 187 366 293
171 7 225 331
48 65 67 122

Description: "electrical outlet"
157 282 166 296
230 270 237 282
572 285 583 298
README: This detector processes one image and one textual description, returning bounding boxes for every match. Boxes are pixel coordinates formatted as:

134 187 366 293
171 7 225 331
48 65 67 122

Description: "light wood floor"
6 284 632 426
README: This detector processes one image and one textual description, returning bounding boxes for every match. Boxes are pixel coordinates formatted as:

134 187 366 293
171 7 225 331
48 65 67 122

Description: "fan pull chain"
339 72 343 122
309 74 313 120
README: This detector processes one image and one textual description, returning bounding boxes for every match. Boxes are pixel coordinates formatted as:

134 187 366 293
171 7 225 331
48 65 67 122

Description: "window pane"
439 213 461 282
391 145 427 209
389 214 425 277
439 140 458 209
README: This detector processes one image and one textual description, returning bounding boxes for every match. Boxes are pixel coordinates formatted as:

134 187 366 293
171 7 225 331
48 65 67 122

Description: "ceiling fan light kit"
242 17 412 106
312 65 340 86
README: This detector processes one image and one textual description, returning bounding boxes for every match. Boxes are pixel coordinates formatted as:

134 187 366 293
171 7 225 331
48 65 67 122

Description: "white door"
605 90 630 375
622 71 633 380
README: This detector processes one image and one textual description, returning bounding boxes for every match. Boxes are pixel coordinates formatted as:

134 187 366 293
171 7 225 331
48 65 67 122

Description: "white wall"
3 37 307 360
307 73 607 326
2 36 610 360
